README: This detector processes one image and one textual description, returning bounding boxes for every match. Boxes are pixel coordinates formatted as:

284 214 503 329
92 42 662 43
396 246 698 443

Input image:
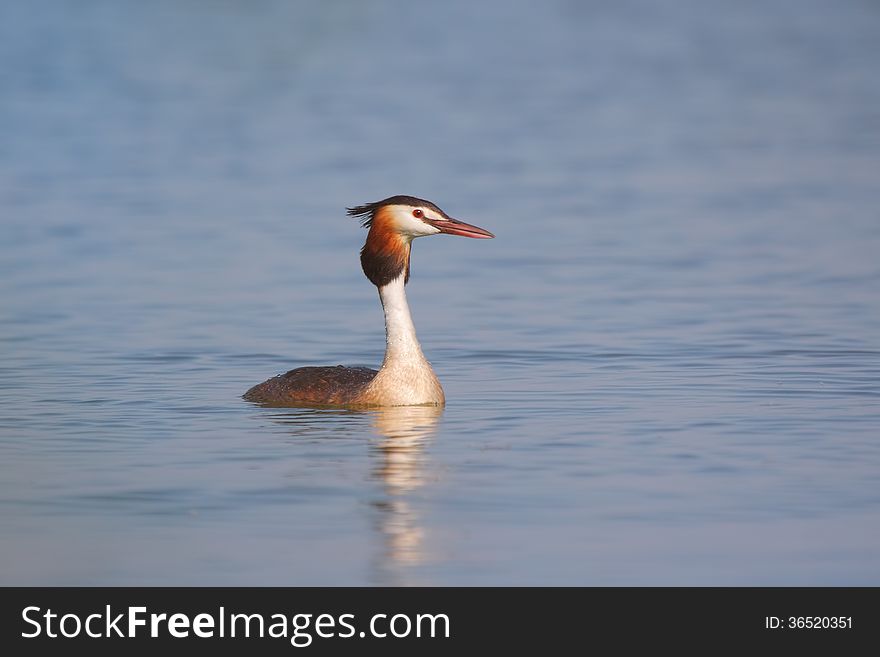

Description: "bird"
243 195 494 407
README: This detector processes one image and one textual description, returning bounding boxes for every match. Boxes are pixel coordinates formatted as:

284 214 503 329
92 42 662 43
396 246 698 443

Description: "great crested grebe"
243 195 494 407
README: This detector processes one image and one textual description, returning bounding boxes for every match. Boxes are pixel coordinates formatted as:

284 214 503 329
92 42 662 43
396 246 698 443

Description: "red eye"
412 209 424 218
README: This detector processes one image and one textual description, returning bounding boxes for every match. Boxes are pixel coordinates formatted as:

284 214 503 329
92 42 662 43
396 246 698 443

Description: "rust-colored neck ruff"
360 207 411 287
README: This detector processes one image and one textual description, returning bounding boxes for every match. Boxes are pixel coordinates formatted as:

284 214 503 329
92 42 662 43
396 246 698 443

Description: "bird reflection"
253 402 442 584
367 405 442 583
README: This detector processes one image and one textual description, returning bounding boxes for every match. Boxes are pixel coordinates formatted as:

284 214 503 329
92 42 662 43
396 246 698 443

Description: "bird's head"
348 195 494 287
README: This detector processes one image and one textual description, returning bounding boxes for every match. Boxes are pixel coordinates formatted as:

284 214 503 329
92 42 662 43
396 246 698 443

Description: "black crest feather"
347 195 446 229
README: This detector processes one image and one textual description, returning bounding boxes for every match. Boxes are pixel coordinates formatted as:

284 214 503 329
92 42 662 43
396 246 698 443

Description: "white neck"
362 274 444 406
378 274 426 366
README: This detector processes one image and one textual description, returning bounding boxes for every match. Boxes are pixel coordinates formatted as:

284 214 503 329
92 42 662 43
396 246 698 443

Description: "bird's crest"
347 195 445 229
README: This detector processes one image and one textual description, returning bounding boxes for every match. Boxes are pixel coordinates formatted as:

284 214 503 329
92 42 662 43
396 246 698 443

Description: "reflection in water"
258 404 442 584
368 405 442 584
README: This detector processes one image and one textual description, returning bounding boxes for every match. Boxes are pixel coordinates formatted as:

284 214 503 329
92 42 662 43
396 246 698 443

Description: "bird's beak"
426 217 495 239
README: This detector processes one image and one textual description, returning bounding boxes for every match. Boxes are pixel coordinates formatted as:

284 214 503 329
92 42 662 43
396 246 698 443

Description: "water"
1 0 879 585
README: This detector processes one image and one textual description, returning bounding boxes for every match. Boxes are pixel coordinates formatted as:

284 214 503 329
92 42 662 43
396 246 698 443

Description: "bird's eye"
412 209 424 218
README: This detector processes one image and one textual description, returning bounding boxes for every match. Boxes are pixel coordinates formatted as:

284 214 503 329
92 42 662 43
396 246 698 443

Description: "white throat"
363 274 444 406
378 274 426 365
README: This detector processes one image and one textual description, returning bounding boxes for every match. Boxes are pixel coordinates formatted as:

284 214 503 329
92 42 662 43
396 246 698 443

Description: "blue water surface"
1 0 879 584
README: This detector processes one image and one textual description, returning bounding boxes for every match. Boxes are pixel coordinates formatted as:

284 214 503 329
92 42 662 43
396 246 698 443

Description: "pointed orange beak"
426 217 495 239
